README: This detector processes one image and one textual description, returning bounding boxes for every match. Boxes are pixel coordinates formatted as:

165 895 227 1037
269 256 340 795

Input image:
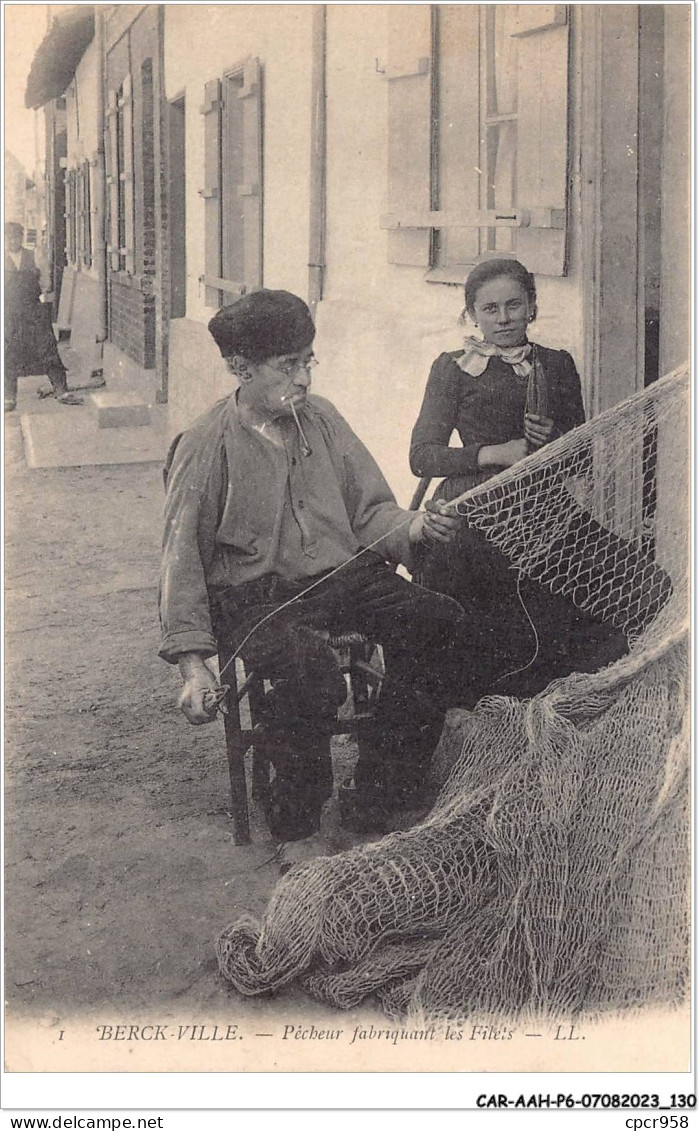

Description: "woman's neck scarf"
457 335 532 379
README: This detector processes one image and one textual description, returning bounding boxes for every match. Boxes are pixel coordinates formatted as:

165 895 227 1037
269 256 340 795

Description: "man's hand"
524 413 555 450
409 499 462 545
477 438 529 469
177 652 219 725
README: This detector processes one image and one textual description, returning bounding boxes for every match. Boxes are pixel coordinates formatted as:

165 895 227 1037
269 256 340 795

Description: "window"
168 96 187 319
63 162 92 269
79 160 92 268
200 56 263 308
482 6 519 256
141 59 156 277
105 74 135 274
383 4 570 278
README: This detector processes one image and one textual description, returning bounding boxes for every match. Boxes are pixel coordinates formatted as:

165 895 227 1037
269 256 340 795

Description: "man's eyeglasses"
266 354 319 378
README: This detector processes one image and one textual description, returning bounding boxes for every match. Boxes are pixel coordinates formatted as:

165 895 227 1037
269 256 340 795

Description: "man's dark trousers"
210 553 473 841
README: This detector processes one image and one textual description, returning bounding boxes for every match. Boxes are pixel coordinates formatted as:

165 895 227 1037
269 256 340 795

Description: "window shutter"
76 166 83 264
76 165 85 266
200 78 222 307
237 56 262 291
385 6 433 266
64 169 77 265
512 4 570 275
105 90 120 271
82 160 92 268
89 154 101 272
221 73 245 295
121 73 135 276
62 170 70 262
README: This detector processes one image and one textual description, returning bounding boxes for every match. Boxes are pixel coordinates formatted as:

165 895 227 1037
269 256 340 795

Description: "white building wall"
164 4 315 324
165 4 586 505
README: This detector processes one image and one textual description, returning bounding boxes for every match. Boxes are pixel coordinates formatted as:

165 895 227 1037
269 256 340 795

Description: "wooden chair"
219 632 383 844
218 480 431 844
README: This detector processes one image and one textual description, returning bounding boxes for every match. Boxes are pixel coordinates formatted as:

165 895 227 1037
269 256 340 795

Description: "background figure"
4 221 81 411
410 258 627 699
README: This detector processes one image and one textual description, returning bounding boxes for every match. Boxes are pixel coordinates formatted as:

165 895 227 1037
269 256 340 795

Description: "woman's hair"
463 258 537 320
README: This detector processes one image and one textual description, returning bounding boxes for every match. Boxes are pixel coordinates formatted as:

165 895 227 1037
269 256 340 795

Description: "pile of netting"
216 366 690 1022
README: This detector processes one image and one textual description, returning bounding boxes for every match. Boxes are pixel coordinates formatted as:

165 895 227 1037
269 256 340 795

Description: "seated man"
159 290 472 866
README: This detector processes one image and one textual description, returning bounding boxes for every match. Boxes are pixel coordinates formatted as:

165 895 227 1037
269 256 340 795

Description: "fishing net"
216 366 690 1022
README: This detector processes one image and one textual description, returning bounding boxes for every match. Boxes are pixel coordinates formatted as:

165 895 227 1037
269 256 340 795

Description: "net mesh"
216 366 690 1022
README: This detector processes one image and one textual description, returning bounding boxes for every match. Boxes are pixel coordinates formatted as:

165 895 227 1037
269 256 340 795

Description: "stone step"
20 405 168 469
90 390 154 429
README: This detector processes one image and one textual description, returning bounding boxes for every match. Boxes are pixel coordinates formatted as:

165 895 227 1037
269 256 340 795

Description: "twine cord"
214 484 542 692
215 512 417 685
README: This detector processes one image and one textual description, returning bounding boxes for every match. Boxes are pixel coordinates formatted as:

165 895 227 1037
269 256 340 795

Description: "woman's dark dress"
410 346 627 699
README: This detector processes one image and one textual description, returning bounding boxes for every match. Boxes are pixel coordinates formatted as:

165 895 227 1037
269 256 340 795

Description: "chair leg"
247 678 271 807
222 683 251 845
252 740 271 807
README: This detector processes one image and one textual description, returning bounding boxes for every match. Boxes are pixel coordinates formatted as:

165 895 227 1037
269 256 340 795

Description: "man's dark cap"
208 290 315 362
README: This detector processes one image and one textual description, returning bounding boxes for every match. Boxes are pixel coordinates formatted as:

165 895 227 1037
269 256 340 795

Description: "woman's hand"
177 652 219 725
409 499 462 545
524 413 555 450
477 438 528 469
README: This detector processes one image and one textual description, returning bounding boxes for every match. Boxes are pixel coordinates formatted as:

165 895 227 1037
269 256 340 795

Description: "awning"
24 7 95 110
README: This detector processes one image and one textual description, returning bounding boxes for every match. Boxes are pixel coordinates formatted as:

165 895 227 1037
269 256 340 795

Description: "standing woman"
410 258 617 698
